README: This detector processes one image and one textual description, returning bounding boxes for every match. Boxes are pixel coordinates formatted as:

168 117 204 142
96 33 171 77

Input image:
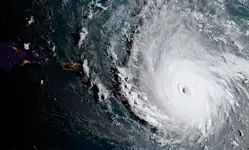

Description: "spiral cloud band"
116 1 249 148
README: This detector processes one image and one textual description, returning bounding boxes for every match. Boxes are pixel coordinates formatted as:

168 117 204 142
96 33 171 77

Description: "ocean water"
24 0 249 149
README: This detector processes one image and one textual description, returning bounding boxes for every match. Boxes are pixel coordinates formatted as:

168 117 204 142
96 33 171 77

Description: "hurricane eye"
177 83 188 95
182 87 187 94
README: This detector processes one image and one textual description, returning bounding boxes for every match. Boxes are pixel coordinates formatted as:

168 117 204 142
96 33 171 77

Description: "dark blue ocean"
2 0 249 149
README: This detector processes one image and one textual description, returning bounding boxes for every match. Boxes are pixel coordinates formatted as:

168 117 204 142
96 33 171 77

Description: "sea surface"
2 0 249 149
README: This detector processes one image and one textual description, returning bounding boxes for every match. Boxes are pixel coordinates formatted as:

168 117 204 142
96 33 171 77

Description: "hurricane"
111 0 249 149
30 0 249 149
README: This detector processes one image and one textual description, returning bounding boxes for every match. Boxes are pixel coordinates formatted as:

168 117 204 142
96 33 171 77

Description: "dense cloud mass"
115 0 249 149
27 0 249 149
